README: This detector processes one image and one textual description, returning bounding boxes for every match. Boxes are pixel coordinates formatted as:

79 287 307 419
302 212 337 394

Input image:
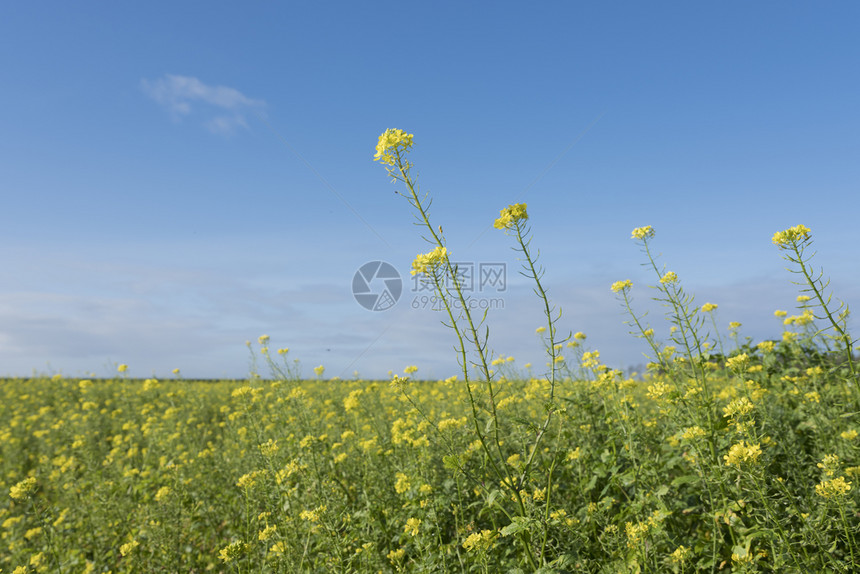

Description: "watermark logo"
353 261 506 311
352 261 402 311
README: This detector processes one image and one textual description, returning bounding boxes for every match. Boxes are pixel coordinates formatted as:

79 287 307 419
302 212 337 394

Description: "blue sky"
2 2 858 379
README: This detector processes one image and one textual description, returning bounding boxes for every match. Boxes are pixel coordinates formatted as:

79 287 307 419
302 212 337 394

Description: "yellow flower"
535 326 546 334
343 389 363 412
394 472 411 494
374 129 414 165
816 476 851 499
774 309 787 317
646 381 672 400
723 397 754 419
701 302 718 312
725 353 749 372
772 224 811 247
462 529 496 552
411 246 448 276
29 553 46 569
258 334 270 345
117 364 128 373
574 331 587 340
259 438 279 457
258 525 276 541
729 321 742 329
723 441 762 467
681 426 707 441
218 540 249 563
437 417 464 432
611 279 633 293
797 295 811 303
154 486 171 502
670 545 691 564
581 350 601 369
25 526 42 540
299 505 326 523
818 454 841 477
631 226 655 240
9 477 37 500
403 365 418 374
841 430 858 440
119 539 140 557
659 271 678 284
404 517 421 536
757 340 775 353
493 203 528 230
313 365 325 377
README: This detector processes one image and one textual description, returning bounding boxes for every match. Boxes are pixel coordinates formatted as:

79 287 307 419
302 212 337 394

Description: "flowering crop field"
2 132 859 573
2 343 859 573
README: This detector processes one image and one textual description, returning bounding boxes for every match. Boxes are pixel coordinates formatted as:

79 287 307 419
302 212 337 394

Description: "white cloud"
141 74 265 134
206 114 250 135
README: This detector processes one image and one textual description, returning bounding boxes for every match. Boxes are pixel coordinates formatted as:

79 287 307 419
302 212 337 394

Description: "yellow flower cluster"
701 302 718 312
493 203 528 230
817 454 841 477
631 226 655 240
462 529 496 552
9 477 37 500
582 350 601 369
723 397 754 419
411 246 448 276
757 340 775 353
725 353 750 372
659 271 678 284
119 539 140 557
670 545 691 564
815 476 851 499
772 224 811 247
404 517 421 536
394 472 411 494
218 540 249 563
723 441 762 467
681 426 707 441
299 505 326 523
374 128 414 165
784 309 815 326
611 279 633 293
343 389 363 412
437 417 466 432
646 381 672 401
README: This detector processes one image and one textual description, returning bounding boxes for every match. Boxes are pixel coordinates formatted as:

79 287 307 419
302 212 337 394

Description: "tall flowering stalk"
631 227 711 394
494 202 566 563
772 225 857 389
375 130 538 568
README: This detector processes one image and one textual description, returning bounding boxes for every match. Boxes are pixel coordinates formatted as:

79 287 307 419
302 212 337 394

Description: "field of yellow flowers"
2 131 858 573
2 335 859 573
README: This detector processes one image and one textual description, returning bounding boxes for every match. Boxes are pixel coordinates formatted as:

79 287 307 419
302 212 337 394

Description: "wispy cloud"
141 74 265 134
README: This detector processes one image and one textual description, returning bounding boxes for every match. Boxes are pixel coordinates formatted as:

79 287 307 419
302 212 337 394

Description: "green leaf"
500 516 533 537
